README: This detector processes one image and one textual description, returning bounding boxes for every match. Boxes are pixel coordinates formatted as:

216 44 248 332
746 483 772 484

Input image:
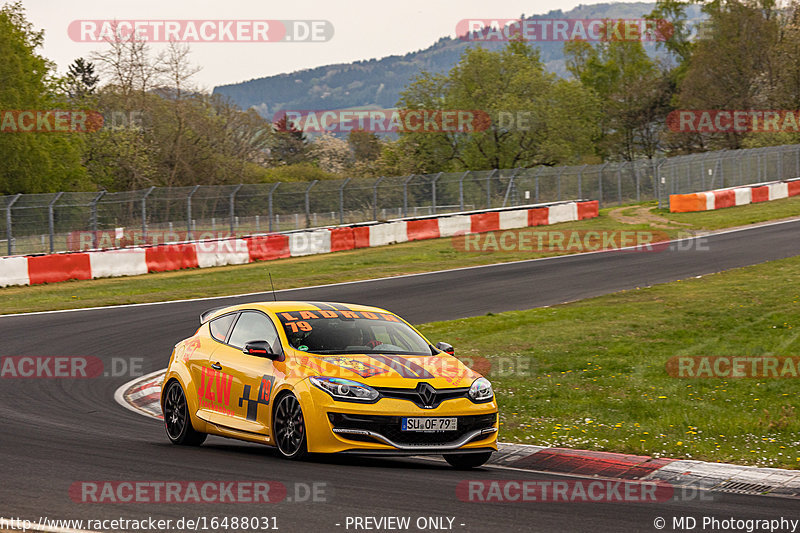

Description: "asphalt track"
1 220 800 533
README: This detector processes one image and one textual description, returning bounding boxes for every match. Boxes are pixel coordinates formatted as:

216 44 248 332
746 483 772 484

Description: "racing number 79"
285 321 312 333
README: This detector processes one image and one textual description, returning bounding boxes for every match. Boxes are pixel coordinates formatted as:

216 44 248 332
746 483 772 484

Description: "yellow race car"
161 301 498 468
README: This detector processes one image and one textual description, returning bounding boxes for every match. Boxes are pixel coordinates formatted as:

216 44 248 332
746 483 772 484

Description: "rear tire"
164 380 206 446
444 451 492 469
273 393 308 460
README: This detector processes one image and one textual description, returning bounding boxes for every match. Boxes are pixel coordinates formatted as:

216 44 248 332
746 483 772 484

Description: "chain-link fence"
3 144 799 256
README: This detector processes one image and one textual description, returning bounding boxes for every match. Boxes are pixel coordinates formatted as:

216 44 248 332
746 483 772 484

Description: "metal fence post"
6 194 21 256
268 182 280 232
48 192 64 254
598 162 609 207
557 167 566 202
186 185 200 240
501 168 522 207
302 181 317 228
653 158 661 209
617 163 624 205
373 176 384 220
655 158 666 210
635 162 641 201
402 175 413 217
229 184 243 234
90 191 106 249
431 172 443 214
338 178 351 224
796 146 800 178
458 171 470 210
534 167 544 202
486 169 498 209
578 164 587 199
141 186 155 240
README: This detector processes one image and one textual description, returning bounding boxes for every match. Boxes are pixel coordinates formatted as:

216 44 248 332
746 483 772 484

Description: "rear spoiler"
200 306 228 324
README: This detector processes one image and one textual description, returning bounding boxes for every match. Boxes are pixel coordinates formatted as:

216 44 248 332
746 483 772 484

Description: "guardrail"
0 200 599 288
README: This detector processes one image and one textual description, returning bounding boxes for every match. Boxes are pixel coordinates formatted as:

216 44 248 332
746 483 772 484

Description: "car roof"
201 301 395 323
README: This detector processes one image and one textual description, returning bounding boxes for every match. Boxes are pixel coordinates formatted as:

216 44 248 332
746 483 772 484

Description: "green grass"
1 196 799 315
417 256 800 468
0 215 666 314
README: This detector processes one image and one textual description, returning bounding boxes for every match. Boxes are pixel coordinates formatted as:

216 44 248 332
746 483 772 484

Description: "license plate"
401 417 458 432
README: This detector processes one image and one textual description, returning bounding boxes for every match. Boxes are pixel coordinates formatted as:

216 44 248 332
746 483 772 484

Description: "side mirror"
435 342 454 355
244 340 281 361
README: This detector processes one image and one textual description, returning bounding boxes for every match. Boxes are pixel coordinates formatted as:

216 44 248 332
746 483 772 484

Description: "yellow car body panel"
161 301 498 456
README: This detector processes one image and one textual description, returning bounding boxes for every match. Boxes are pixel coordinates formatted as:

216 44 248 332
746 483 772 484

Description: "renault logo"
416 382 437 408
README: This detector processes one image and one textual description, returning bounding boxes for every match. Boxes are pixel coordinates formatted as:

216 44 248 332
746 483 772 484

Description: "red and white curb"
670 177 800 212
113 369 165 420
117 371 800 498
0 200 599 288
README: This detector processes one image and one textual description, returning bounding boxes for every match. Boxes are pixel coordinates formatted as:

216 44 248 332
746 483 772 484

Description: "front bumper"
298 383 499 455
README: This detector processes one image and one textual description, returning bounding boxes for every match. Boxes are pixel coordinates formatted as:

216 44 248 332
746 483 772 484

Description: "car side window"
209 314 236 342
228 311 280 351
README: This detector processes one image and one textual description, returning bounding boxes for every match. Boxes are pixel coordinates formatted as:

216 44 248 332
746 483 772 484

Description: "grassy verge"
417 255 800 468
1 196 799 314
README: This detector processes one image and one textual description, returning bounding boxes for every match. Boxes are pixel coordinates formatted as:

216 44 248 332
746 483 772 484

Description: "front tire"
273 393 308 460
445 451 492 469
164 380 206 446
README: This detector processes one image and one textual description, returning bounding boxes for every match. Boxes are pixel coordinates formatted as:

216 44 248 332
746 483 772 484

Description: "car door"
193 312 239 422
206 310 282 436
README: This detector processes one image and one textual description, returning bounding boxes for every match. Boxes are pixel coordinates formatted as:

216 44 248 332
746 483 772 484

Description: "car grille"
328 412 498 445
374 384 470 409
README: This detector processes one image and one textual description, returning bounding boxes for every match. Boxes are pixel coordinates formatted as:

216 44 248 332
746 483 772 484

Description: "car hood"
287 352 482 388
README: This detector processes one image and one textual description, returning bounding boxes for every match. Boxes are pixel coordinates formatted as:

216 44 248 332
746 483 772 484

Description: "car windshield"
276 309 434 355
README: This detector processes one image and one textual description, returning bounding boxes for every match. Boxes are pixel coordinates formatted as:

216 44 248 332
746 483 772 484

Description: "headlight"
468 377 493 402
310 376 379 402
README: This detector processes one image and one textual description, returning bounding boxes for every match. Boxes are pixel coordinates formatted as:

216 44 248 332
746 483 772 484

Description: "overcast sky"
22 0 625 90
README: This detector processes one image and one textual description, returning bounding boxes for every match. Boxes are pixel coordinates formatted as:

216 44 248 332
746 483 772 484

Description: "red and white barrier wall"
0 200 599 288
670 178 800 213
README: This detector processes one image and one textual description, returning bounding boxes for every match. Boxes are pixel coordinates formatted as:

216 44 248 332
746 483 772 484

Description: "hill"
213 2 702 116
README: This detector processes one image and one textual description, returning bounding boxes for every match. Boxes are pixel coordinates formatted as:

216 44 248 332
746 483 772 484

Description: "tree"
748 1 800 146
647 0 696 66
348 129 381 162
565 29 673 160
269 116 312 165
673 0 780 150
0 2 87 193
312 133 352 174
398 41 600 171
160 42 202 187
65 58 99 101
